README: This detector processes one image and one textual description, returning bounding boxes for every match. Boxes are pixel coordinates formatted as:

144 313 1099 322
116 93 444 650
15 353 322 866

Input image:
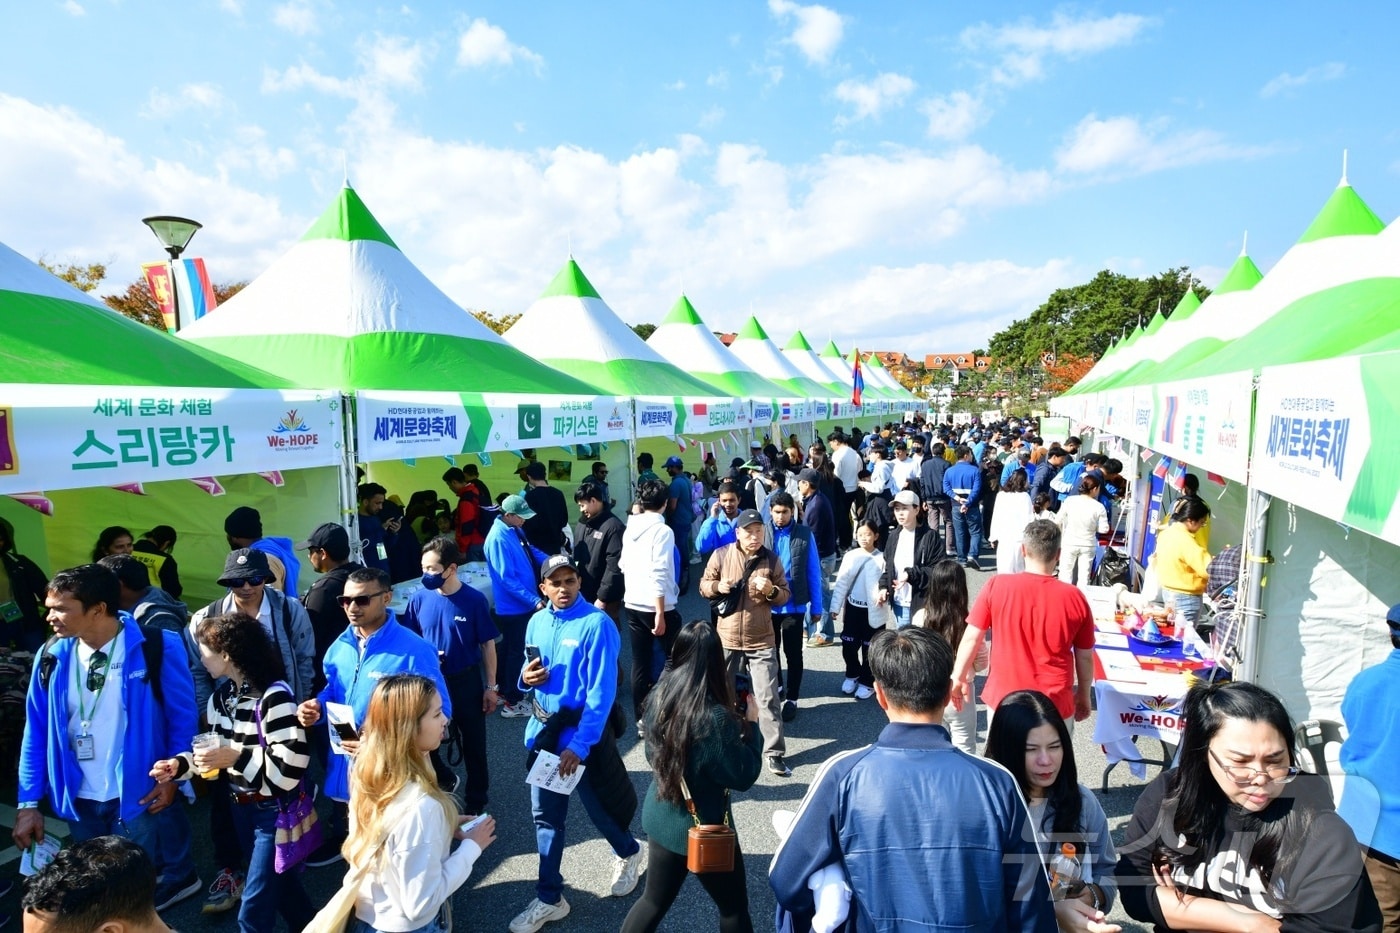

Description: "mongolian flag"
852 349 865 407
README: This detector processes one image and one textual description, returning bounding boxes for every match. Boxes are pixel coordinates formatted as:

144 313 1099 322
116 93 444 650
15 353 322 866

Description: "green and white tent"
646 295 789 403
864 353 914 409
0 240 341 495
780 331 844 394
178 186 622 460
727 317 836 426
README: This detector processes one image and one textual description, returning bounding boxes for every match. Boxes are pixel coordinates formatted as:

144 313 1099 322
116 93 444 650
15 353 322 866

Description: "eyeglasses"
338 591 391 607
1208 747 1300 785
230 576 268 589
87 650 108 692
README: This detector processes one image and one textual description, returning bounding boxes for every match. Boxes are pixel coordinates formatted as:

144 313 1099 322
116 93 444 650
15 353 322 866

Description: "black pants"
209 771 243 870
429 666 491 814
833 485 854 549
620 839 753 933
626 608 681 720
771 612 805 702
495 611 532 704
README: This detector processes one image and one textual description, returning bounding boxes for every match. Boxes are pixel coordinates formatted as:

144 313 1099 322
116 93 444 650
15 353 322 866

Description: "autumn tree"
38 259 107 293
471 310 522 335
630 322 657 341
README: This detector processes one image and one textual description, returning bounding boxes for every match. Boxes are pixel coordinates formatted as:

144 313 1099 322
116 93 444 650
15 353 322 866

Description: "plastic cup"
192 732 222 779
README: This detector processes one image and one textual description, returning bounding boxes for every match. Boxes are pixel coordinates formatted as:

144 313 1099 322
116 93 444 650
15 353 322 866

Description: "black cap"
224 506 262 539
735 509 764 529
298 523 350 560
217 548 272 588
539 553 579 581
796 468 821 486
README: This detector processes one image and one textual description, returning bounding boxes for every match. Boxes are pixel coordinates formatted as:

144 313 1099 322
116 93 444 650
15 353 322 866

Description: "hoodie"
619 511 678 613
252 535 301 596
133 586 188 634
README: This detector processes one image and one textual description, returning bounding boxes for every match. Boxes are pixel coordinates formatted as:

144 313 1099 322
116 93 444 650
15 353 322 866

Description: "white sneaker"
841 677 858 695
610 844 646 896
501 699 533 719
854 684 874 700
509 896 570 933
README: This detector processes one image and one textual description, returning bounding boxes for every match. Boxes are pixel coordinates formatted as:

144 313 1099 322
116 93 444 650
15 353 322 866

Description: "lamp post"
141 215 201 332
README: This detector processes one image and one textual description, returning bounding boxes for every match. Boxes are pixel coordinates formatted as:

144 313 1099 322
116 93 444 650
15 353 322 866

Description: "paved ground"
6 556 1160 932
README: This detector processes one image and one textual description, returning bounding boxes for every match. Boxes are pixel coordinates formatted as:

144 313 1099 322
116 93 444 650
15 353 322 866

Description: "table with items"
389 561 495 615
1083 585 1221 788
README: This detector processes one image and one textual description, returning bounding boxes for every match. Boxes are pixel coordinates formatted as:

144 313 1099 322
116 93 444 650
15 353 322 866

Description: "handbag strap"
678 776 729 827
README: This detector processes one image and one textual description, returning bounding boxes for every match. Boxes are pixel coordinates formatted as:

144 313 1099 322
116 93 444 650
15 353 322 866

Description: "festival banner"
0 384 341 495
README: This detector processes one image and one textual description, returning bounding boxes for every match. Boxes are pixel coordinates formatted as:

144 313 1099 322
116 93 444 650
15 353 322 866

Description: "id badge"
376 542 388 561
74 734 95 761
0 600 21 623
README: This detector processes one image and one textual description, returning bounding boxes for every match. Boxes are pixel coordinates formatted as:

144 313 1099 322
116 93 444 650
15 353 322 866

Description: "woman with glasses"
1116 681 1381 933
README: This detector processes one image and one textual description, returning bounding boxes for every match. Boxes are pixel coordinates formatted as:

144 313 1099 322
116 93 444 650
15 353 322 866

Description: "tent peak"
299 186 398 249
661 294 703 326
539 257 602 300
736 316 770 342
783 330 813 352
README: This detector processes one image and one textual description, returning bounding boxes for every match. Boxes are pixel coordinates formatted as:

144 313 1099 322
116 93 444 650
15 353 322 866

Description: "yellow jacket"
1155 521 1211 594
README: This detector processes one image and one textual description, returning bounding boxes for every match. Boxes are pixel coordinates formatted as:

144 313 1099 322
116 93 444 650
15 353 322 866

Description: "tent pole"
625 399 639 514
1235 485 1272 683
339 392 363 563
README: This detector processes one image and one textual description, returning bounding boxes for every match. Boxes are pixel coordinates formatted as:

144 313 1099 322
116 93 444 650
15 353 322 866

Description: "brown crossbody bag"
681 777 737 873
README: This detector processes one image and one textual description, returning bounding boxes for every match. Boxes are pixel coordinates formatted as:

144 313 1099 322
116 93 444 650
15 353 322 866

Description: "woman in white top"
345 673 497 933
1054 474 1109 586
827 520 895 700
989 468 1035 575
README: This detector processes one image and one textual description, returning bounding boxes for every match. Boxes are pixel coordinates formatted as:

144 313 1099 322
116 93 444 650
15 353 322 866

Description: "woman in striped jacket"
150 612 314 933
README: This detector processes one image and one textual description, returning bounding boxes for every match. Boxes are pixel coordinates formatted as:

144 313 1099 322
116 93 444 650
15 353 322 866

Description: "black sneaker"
781 700 797 722
767 755 792 777
964 560 981 572
305 838 346 868
153 871 201 911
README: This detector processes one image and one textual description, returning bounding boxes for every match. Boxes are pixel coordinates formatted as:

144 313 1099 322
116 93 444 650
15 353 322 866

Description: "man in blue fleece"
484 494 549 719
509 554 642 933
295 567 449 867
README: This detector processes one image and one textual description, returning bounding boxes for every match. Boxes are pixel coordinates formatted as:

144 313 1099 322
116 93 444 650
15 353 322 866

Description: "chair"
1294 719 1346 776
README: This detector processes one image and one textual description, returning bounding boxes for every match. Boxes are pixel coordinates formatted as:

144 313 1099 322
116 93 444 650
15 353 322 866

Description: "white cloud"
962 11 1152 86
62 1 84 16
362 35 430 90
272 0 320 36
920 91 985 141
218 0 242 14
706 70 729 89
664 79 686 91
263 35 431 101
456 18 543 71
1056 113 1270 177
833 73 915 123
768 0 845 66
698 106 725 128
143 82 228 119
1259 62 1346 98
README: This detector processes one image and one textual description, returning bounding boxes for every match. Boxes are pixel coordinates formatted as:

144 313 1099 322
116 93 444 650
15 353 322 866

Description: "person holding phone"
344 673 496 933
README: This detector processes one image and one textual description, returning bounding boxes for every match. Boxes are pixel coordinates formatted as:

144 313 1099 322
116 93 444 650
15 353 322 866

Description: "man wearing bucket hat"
484 494 549 719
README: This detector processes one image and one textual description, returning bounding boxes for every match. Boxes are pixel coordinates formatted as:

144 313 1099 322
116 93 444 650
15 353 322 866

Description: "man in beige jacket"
700 508 793 776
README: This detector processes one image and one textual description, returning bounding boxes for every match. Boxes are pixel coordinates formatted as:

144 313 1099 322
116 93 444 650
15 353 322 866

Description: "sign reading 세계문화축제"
0 385 342 495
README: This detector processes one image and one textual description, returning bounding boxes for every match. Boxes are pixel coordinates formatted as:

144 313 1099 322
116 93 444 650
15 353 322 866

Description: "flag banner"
141 263 177 332
852 349 865 407
110 483 146 495
1153 456 1171 479
1140 448 1155 462
6 493 53 515
189 476 226 496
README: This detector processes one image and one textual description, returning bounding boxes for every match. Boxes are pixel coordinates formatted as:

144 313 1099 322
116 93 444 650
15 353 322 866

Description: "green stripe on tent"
1144 310 1169 336
784 331 814 351
661 295 703 326
1296 185 1386 244
1212 255 1264 295
820 340 843 358
1169 289 1202 323
538 259 602 300
0 290 293 387
533 356 724 397
737 317 770 341
299 186 399 249
1345 354 1400 534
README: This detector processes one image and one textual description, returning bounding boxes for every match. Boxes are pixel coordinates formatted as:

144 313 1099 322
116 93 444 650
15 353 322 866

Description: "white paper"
20 837 62 876
1096 649 1145 679
325 701 357 757
1094 631 1130 649
526 751 585 794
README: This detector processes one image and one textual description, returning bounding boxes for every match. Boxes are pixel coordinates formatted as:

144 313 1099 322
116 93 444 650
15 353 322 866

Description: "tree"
38 259 107 293
103 281 165 330
630 322 657 341
471 310 521 335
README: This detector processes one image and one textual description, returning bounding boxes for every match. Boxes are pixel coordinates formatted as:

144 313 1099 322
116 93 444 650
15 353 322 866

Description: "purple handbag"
254 682 324 873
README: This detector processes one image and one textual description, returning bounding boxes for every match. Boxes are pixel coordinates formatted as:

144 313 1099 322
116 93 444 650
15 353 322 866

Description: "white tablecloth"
389 561 494 614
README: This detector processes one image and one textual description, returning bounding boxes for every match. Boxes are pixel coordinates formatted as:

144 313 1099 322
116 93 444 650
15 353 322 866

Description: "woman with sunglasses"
150 612 315 933
1116 681 1381 933
984 691 1118 933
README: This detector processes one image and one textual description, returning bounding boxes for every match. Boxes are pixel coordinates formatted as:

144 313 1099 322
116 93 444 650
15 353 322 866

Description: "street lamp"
142 215 201 332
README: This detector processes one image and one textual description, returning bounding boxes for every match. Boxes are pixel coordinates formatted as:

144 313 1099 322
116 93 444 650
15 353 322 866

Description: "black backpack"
37 627 166 707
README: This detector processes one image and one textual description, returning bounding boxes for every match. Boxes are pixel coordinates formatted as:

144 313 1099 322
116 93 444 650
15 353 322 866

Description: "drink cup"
192 732 223 780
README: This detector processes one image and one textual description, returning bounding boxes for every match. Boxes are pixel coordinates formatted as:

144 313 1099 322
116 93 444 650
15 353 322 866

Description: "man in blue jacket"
510 555 642 933
484 494 549 718
295 567 450 866
14 563 201 912
943 444 985 571
770 627 1055 933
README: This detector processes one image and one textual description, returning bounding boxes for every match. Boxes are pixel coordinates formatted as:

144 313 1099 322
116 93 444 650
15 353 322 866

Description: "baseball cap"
539 553 579 582
1386 603 1400 630
297 522 350 558
664 455 683 469
500 494 536 519
218 548 272 588
796 468 821 486
893 490 921 508
735 509 764 529
749 440 762 449
525 461 547 480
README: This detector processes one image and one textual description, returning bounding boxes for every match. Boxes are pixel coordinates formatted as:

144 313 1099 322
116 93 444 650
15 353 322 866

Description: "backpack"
37 626 166 707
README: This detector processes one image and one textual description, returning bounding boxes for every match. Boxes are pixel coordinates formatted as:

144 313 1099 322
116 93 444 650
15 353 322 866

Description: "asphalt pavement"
147 559 1157 933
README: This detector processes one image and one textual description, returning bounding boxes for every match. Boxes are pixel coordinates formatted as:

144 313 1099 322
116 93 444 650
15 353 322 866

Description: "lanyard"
74 639 114 732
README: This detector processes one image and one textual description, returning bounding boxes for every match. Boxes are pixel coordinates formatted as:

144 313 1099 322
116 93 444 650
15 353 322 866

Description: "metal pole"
1235 486 1272 683
167 255 181 333
339 392 363 562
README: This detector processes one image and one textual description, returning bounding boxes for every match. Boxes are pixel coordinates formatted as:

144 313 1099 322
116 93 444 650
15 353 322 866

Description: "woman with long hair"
917 561 982 753
149 612 314 933
345 674 497 933
989 468 1035 575
621 620 762 933
986 691 1118 933
1056 474 1109 586
1117 681 1381 932
90 525 133 562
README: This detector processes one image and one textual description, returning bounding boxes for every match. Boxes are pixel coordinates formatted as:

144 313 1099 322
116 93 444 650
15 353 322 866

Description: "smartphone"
460 812 490 833
524 644 543 666
332 721 359 743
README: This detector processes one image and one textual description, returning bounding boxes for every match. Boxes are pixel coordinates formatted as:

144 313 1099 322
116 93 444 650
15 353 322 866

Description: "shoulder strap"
678 776 729 827
139 626 165 707
36 635 60 691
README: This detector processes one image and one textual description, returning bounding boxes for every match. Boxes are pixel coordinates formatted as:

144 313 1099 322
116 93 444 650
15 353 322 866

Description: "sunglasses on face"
229 577 269 589
338 591 390 607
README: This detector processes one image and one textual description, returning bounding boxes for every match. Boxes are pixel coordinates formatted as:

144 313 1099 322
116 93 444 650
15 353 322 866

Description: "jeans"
495 611 532 704
531 775 639 905
620 839 753 933
930 498 955 555
724 646 785 757
772 612 805 702
350 916 444 933
814 553 838 638
231 797 314 933
893 604 913 630
154 791 195 881
1163 589 1204 626
626 608 681 720
951 504 983 563
69 798 168 873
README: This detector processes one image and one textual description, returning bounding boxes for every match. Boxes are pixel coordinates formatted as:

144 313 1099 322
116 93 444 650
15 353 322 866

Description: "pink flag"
1139 448 1154 462
189 476 226 496
7 493 53 516
259 471 285 487
111 483 146 495
1206 471 1226 485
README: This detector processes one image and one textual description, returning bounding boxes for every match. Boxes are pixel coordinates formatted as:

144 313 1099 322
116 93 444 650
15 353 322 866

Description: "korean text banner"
1148 371 1253 483
1252 357 1398 547
357 391 631 460
0 384 342 495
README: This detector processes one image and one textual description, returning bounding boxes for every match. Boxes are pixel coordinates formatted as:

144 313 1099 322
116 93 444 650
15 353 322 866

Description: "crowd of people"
7 414 1398 933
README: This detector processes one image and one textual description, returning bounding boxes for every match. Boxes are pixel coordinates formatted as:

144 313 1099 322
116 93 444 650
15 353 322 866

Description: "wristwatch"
486 684 500 692
17 801 38 810
767 586 778 600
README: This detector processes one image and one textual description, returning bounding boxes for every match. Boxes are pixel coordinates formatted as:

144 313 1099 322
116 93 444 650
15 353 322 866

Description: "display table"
389 561 494 614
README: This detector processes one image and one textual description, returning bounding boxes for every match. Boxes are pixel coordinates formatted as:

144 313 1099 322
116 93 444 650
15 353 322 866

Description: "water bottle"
1049 842 1081 901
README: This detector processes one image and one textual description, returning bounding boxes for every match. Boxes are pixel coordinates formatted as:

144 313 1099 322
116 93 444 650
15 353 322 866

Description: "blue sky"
2 1 1397 355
